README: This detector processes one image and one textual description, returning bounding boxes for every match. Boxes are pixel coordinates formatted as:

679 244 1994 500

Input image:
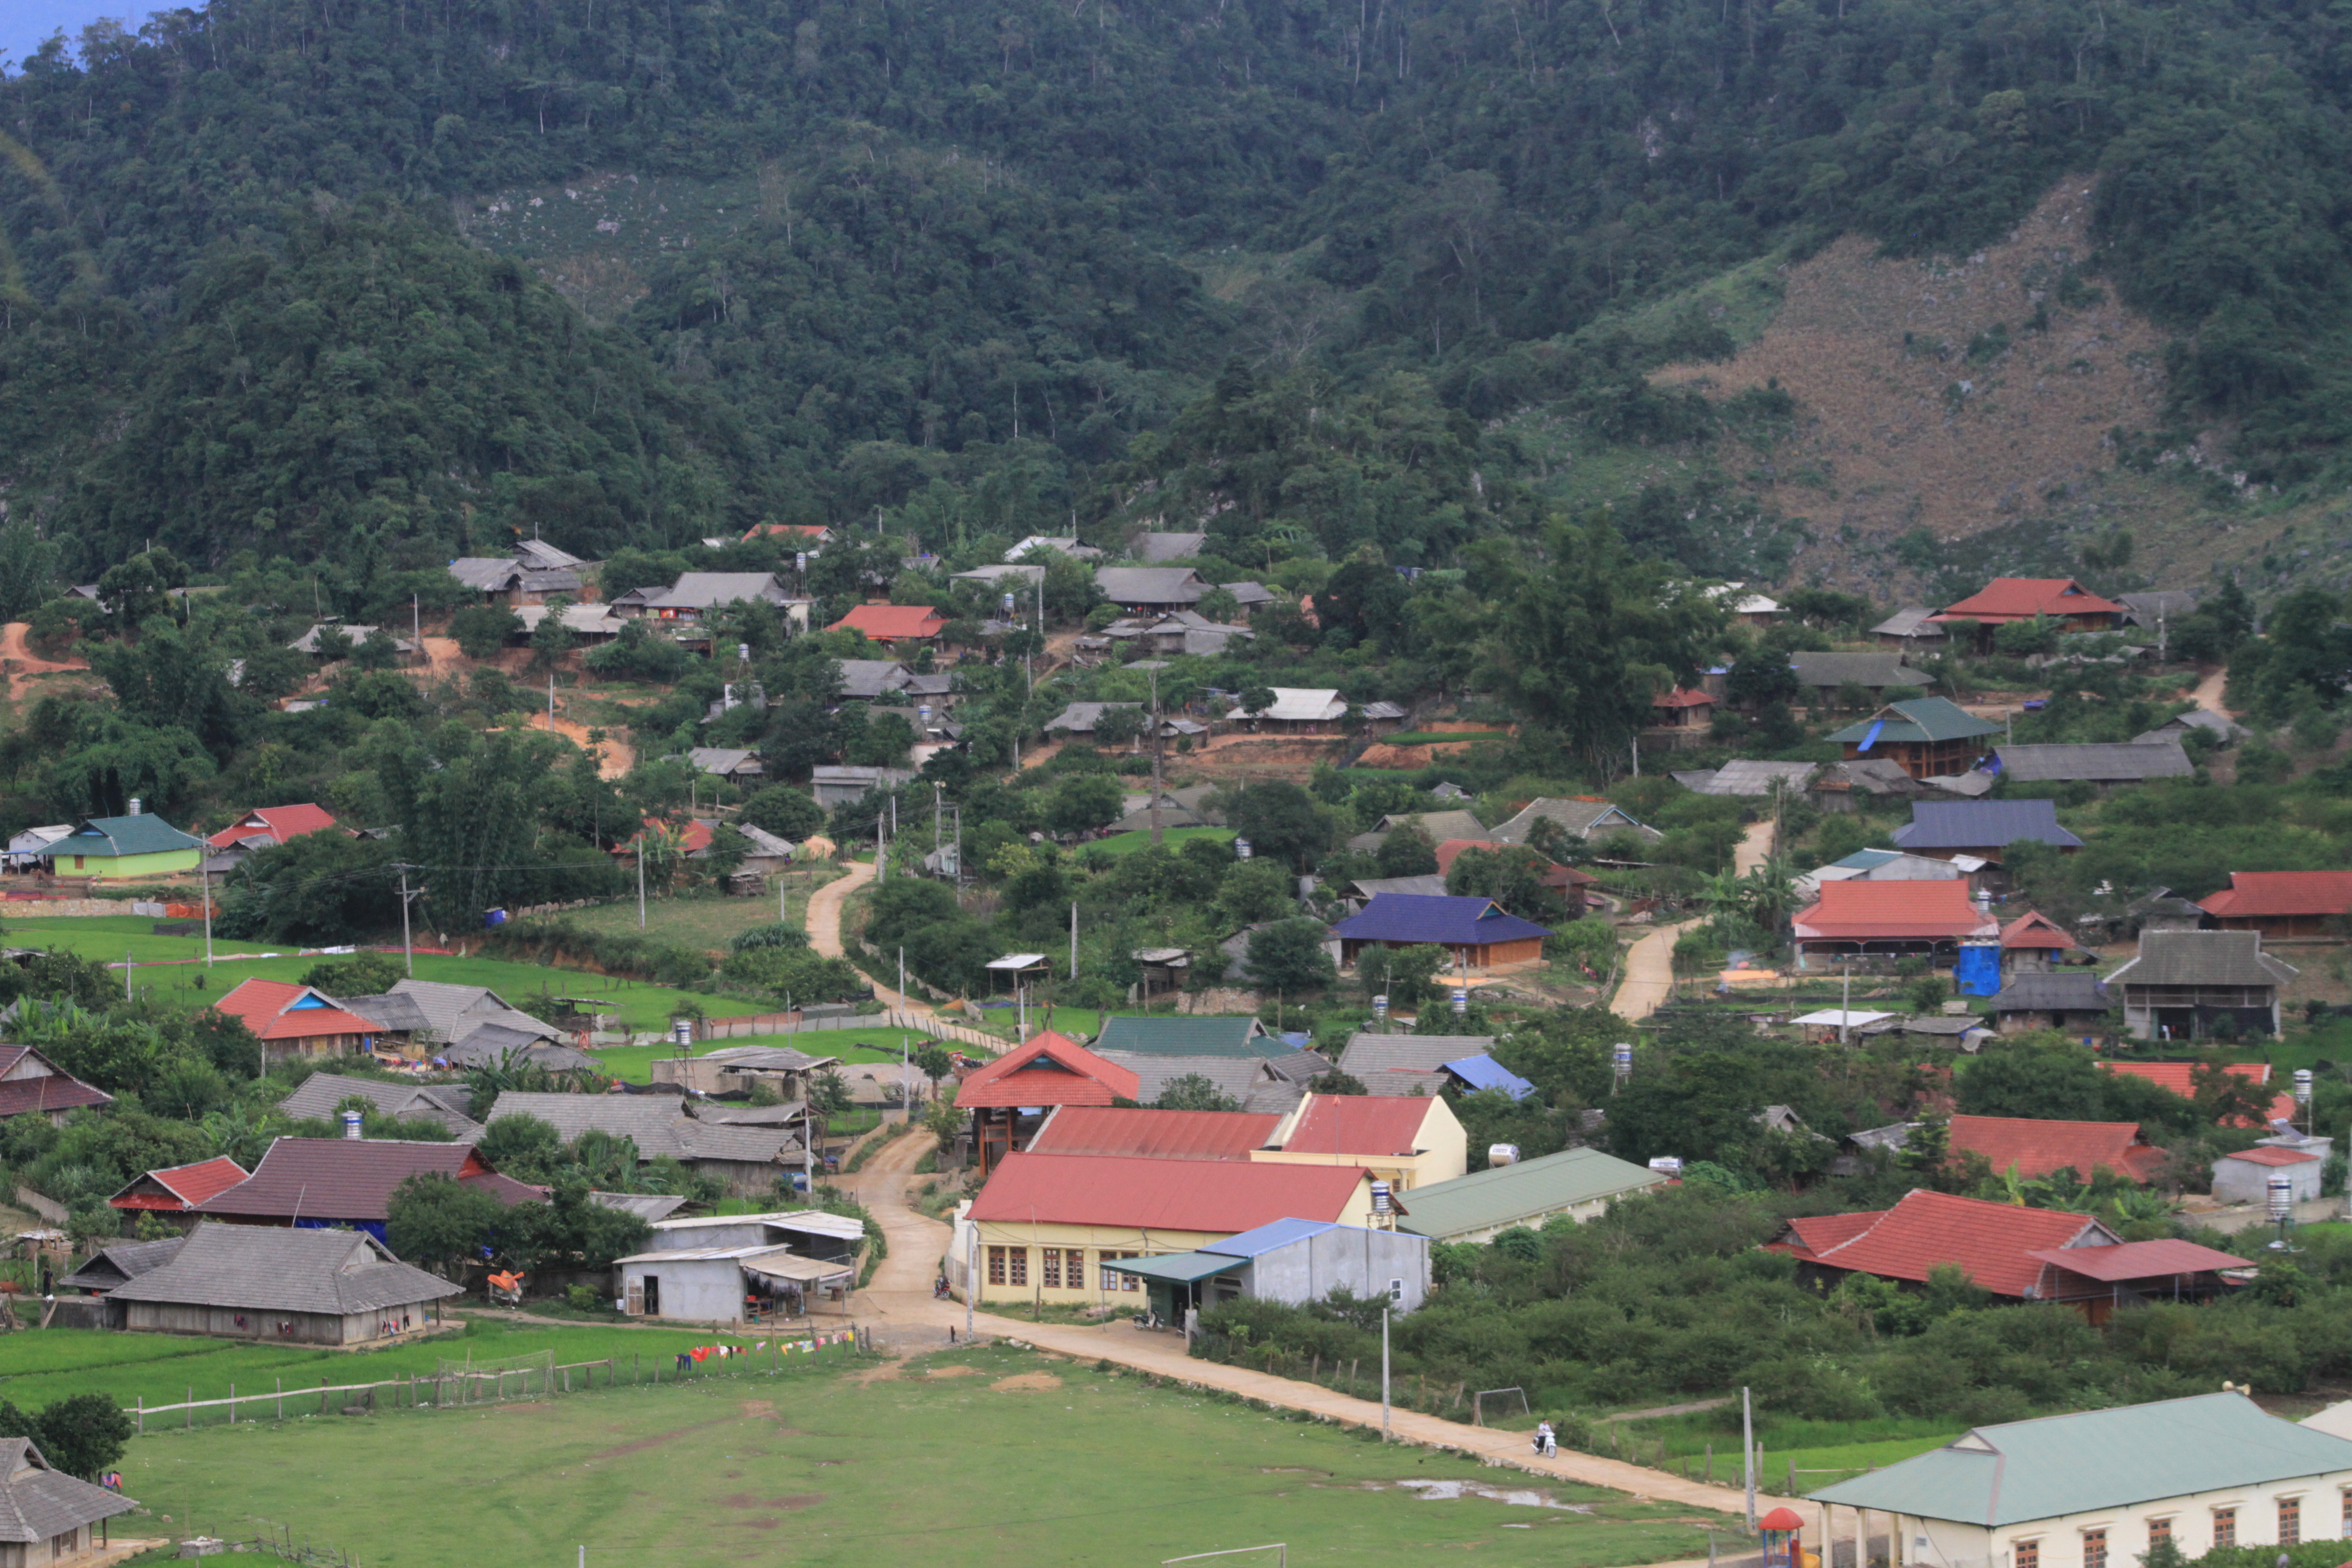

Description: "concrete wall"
2214 1156 2325 1207
1246 1225 1431 1313
620 1257 750 1322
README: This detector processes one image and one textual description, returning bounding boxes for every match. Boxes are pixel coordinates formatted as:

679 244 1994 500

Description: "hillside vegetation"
5 0 2352 593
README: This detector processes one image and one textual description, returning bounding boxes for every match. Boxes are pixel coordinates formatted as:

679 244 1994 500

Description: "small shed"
614 1242 854 1322
2213 1141 2328 1206
1132 947 1191 1000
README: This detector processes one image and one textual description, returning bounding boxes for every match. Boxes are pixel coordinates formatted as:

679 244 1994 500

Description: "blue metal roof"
1442 1054 1535 1100
1891 799 2084 850
1203 1218 1338 1258
1832 848 1904 871
1329 894 1553 946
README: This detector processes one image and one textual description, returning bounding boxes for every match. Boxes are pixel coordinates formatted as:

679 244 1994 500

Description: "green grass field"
114 1340 1737 1567
1626 1408 1959 1489
590 1029 910 1085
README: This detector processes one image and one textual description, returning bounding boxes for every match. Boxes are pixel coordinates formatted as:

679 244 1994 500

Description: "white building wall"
1889 1468 2352 1568
618 1259 750 1323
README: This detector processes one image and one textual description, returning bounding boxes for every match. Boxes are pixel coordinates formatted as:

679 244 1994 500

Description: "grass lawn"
554 867 844 949
117 1340 1735 1567
589 1029 910 1084
1625 1408 1959 1489
1081 825 1238 857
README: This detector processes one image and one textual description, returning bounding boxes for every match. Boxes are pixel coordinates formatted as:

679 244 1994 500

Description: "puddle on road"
1387 1479 1596 1511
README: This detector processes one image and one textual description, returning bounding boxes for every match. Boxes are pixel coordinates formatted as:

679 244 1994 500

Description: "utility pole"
201 862 213 969
637 836 647 931
395 864 419 977
412 594 420 655
1069 902 1078 980
1148 662 1165 847
124 949 132 1000
1381 1306 1392 1440
1742 1386 1755 1530
1839 954 1852 1045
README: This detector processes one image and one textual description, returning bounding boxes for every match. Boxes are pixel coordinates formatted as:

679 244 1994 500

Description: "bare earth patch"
992 1372 1064 1392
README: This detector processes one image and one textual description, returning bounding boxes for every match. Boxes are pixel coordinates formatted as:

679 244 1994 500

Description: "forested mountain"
5 0 2352 589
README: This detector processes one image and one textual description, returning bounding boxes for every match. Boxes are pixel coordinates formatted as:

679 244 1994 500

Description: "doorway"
642 1275 660 1316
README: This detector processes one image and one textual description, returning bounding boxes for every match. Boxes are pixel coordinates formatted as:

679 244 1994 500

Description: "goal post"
1472 1387 1529 1427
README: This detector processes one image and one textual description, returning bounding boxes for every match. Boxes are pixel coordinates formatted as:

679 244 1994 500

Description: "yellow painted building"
1249 1093 1468 1190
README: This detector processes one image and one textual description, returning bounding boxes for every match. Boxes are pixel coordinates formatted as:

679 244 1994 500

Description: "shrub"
449 604 523 659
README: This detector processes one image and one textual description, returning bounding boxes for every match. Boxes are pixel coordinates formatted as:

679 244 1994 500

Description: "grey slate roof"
276 1072 484 1137
1220 581 1281 607
1870 607 1946 639
686 747 760 777
108 1222 461 1314
1810 759 1929 797
512 539 588 571
1352 874 1452 899
442 1026 601 1073
591 1191 691 1221
2133 709 2245 745
636 572 794 610
1696 760 1819 796
833 659 910 700
1043 701 1141 735
1487 797 1657 845
486 1092 795 1164
1338 1033 1496 1097
1094 566 1206 605
1092 1052 1307 1114
1994 741 2193 782
1136 531 1207 561
2108 931 2298 989
1892 799 2084 850
448 557 524 592
371 980 564 1047
1788 652 1934 690
336 992 432 1034
1993 971 2111 1012
951 564 1045 585
0 1439 137 1543
60 1236 186 1293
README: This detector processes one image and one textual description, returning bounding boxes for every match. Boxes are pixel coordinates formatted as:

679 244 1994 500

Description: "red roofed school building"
957 1032 1140 1177
2100 1060 2296 1128
827 603 947 649
962 1152 1378 1308
2198 871 2352 938
1931 578 2126 637
212 979 392 1066
1791 880 1999 967
106 1157 250 1230
1764 1189 2245 1320
1949 1113 2167 1183
0 1045 112 1126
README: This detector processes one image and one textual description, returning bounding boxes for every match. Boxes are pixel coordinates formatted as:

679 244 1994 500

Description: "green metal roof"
1111 1250 1245 1284
62 814 204 858
1809 1393 2352 1526
1393 1147 1666 1240
1824 697 2001 748
1093 1016 1283 1058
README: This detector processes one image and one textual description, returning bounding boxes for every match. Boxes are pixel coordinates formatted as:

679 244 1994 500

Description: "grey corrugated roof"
1093 1016 1279 1058
486 1092 793 1164
1352 874 1452 898
1871 608 1946 639
2108 931 2298 989
1094 567 1205 604
1892 799 2083 850
640 572 792 610
1810 1392 2352 1526
108 1222 461 1315
1043 701 1140 734
1488 798 1656 844
448 558 523 592
1811 759 1924 796
698 1045 835 1072
834 659 910 700
951 563 1046 585
1396 1147 1666 1240
276 1072 484 1137
1698 760 1818 796
443 1026 599 1072
1788 652 1933 689
60 1235 186 1292
1993 972 2110 1011
1338 1033 1496 1096
1994 742 2192 782
687 747 759 776
0 1439 137 1542
338 992 432 1033
1137 531 1207 561
512 539 587 570
590 1191 691 1221
1093 1052 1283 1107
380 980 563 1046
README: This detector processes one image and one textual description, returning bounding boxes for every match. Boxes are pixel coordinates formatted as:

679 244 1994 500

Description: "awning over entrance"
741 1254 858 1285
1111 1251 1242 1285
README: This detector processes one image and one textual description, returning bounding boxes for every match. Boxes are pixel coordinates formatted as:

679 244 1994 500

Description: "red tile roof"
213 980 385 1043
1793 880 1999 941
828 604 947 641
1281 1095 1440 1156
1931 578 2127 624
195 1138 540 1222
2025 1238 2251 1282
1026 1107 1279 1160
615 817 715 857
2199 871 2352 921
2222 1145 2323 1166
1775 1189 2109 1297
744 523 831 541
957 1033 1140 1109
2099 1062 2294 1128
968 1152 1368 1231
108 1156 250 1212
207 804 339 850
1653 686 1714 709
0 1045 112 1119
1950 1114 2165 1182
1768 1210 1886 1262
1999 911 2077 950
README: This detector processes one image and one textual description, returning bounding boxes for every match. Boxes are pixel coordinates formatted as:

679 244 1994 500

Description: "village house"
59 1237 188 1320
2213 1141 2330 1206
0 1436 139 1563
1250 1093 1469 1190
1487 796 1658 847
1893 799 2083 863
1396 1147 1668 1243
2106 930 2297 1041
1679 760 1821 798
338 978 572 1063
1948 1114 2167 1183
1993 741 2194 789
1093 566 1208 613
1824 698 2002 780
514 602 626 644
446 551 582 606
39 810 205 880
1808 758 1941 814
1648 686 1715 734
1931 576 2128 642
609 572 809 631
1334 1033 1514 1098
1790 880 1999 968
105 1221 460 1344
1809 1393 2352 1568
213 978 393 1064
1787 651 1935 706
1870 607 1947 651
1133 530 1207 561
1026 1107 1284 1161
827 603 948 651
615 1210 863 1322
274 1073 483 1138
192 1137 542 1242
1992 971 2112 1035
1093 1015 1284 1058
2001 910 2089 975
956 1032 1141 1177
203 802 340 873
487 1093 806 1196
2100 1061 2295 1127
103 1156 249 1233
1771 1188 2122 1300
957 1152 1381 1312
1330 894 1551 971
0 1046 112 1127
1088 1050 1324 1115
1344 808 1492 853
648 1044 838 1102
2197 871 2352 939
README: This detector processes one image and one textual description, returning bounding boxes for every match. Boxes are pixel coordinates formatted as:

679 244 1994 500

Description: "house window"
1100 1252 1140 1291
2341 1491 2352 1537
2212 1509 2236 1549
1040 1248 1065 1290
986 1246 1008 1286
2279 1498 2300 1547
2015 1539 2039 1568
2146 1519 2171 1553
1389 1278 1405 1303
1004 1247 1028 1287
2082 1529 2106 1568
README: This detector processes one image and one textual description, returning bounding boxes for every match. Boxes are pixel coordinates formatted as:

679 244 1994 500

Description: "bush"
450 604 523 659
301 952 406 995
475 918 714 988
740 784 827 839
565 1283 607 1312
585 619 694 683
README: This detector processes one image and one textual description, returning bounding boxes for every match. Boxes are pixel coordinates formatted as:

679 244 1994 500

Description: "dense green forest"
6 0 2352 583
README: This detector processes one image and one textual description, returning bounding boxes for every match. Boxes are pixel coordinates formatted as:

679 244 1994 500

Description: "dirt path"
807 858 874 961
522 706 636 778
2191 664 2232 716
1612 819 1775 1020
0 622 90 702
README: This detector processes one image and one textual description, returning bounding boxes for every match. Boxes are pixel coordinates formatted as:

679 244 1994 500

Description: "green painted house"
43 812 205 880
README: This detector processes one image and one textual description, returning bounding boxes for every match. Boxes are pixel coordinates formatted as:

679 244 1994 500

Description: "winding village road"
1612 818 1777 1020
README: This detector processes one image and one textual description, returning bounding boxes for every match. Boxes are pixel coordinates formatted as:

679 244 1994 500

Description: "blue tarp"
1443 1053 1537 1101
1953 945 2002 997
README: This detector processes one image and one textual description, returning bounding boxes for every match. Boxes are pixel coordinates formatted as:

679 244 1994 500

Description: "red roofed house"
213 979 392 1066
1649 686 1715 730
2198 871 2352 938
964 1152 1377 1308
0 1045 113 1126
1792 880 1999 967
1026 1106 1281 1162
958 1032 1141 1177
1999 910 2084 975
2101 1060 2297 1129
1767 1188 2123 1304
614 816 717 867
206 804 340 854
107 1157 250 1231
1931 577 2126 639
1253 1093 1469 1189
828 603 948 650
1949 1113 2167 1183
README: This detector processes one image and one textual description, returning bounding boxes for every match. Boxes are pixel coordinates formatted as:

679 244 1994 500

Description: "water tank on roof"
1648 1156 1683 1178
1488 1143 1520 1167
2268 1172 2295 1222
1370 1181 1392 1215
342 1110 363 1140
